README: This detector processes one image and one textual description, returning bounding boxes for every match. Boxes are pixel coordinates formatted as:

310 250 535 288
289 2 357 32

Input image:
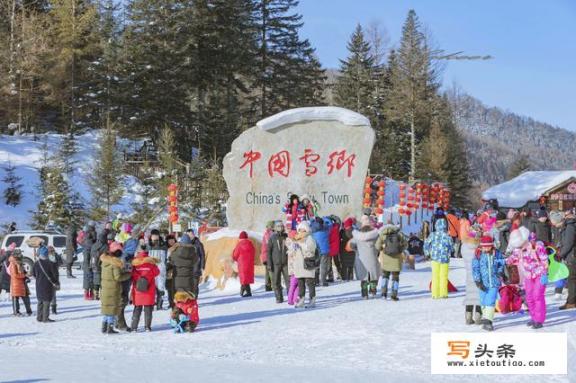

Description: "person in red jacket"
328 216 342 281
232 231 255 297
130 251 160 332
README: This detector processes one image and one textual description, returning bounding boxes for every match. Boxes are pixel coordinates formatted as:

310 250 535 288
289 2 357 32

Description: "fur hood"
352 228 379 242
132 256 159 267
174 290 196 302
100 254 124 268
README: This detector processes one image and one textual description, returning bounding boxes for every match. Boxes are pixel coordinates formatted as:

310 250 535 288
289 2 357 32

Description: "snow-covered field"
1 259 574 383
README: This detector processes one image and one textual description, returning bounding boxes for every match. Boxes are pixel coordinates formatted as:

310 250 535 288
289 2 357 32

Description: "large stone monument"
222 106 375 232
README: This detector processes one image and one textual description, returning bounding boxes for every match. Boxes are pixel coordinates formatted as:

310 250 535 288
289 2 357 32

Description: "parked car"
0 230 83 274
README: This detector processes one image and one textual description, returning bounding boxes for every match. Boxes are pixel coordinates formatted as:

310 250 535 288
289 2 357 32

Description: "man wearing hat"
32 246 59 323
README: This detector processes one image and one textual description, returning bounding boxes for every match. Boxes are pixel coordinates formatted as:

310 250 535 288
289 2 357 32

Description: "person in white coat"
287 221 318 308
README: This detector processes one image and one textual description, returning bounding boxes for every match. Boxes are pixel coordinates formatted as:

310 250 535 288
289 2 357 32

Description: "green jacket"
100 254 131 316
376 226 407 273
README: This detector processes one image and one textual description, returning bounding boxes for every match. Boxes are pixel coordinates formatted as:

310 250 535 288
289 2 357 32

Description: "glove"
540 274 548 285
475 281 487 292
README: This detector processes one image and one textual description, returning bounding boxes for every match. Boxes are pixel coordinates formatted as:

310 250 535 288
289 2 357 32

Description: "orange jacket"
9 256 27 297
446 214 461 239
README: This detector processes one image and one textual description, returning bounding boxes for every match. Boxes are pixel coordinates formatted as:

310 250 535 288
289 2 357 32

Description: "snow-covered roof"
256 106 370 131
483 171 576 208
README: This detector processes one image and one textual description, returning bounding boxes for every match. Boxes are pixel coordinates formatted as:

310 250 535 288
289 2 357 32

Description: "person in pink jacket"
261 221 274 292
232 231 255 297
506 228 548 329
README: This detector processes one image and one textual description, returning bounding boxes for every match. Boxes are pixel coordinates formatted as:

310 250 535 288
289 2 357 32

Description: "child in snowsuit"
170 290 200 333
130 251 160 332
9 249 32 316
472 236 505 331
424 219 454 299
506 228 548 329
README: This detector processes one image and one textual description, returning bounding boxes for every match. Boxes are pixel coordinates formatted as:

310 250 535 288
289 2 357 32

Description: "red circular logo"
568 182 576 194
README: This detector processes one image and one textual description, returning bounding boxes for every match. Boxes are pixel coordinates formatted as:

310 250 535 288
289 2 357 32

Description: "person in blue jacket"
472 236 505 331
310 217 332 287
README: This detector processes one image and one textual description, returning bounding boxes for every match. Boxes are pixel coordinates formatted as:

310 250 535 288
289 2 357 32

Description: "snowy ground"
1 259 574 383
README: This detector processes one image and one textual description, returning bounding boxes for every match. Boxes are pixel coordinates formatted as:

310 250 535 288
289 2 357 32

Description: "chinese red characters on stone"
239 149 356 178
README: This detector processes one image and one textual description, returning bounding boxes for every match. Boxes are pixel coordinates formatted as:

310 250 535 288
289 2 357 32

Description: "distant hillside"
448 90 576 186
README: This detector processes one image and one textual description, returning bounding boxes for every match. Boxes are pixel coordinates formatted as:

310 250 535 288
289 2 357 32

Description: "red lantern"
363 198 371 205
375 207 383 214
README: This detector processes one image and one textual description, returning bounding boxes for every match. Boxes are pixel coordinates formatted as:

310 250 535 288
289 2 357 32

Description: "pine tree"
250 0 325 123
203 160 228 225
507 155 531 180
334 24 376 117
56 133 78 176
2 161 22 207
156 125 176 198
31 166 73 229
130 161 159 224
87 123 124 220
384 10 438 180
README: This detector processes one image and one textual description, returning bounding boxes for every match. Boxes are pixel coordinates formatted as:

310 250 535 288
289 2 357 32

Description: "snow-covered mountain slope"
0 131 141 229
0 260 573 382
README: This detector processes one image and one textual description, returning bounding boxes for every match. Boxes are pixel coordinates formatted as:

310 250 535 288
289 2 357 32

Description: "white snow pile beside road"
483 170 576 208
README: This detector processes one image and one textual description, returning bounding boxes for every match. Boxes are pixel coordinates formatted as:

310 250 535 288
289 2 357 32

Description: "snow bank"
0 131 142 229
205 227 263 242
483 170 576 208
256 106 370 131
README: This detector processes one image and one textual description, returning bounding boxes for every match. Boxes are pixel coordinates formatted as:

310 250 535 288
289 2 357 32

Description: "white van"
0 230 83 273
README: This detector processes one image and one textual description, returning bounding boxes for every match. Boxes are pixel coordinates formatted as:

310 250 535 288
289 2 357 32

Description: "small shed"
483 171 576 211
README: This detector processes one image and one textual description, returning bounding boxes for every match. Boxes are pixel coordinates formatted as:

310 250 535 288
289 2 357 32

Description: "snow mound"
256 106 370 131
205 227 263 242
483 170 576 208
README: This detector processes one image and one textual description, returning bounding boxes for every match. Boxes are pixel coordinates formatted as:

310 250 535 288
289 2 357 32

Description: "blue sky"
296 0 576 131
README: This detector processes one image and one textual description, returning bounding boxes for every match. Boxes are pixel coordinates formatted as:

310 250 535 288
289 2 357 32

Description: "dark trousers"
341 265 354 280
66 263 74 276
37 300 51 322
265 268 272 289
271 263 289 296
131 305 153 330
566 260 576 305
166 278 175 308
298 278 316 299
12 296 32 315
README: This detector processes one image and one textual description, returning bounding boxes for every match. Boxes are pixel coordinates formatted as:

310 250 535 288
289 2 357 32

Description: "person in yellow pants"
424 219 454 299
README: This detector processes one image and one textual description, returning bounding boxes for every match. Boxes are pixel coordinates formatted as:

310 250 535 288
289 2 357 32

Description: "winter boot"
306 297 316 308
101 321 108 334
361 281 368 299
84 289 90 301
295 297 306 308
482 320 494 332
532 322 543 329
36 302 44 322
94 289 100 301
117 305 129 331
369 281 378 297
240 285 246 297
275 290 284 304
381 278 389 299
144 306 153 332
465 312 474 325
526 320 535 327
88 289 94 301
390 281 399 301
131 307 142 333
156 291 164 310
244 285 252 297
12 298 22 316
107 324 119 334
42 301 54 322
474 306 483 325
51 304 57 315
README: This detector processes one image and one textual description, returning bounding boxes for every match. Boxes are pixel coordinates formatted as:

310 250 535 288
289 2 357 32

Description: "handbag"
38 260 60 291
303 247 321 270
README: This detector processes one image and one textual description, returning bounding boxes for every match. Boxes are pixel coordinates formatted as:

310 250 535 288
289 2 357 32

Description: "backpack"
383 232 402 255
136 276 149 292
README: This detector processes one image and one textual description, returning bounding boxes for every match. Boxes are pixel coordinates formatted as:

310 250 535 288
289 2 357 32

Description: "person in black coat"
531 209 552 243
65 225 78 278
0 249 11 296
82 224 97 299
559 215 576 310
170 234 201 298
48 246 63 314
267 222 289 303
185 229 205 274
33 246 59 322
90 230 109 300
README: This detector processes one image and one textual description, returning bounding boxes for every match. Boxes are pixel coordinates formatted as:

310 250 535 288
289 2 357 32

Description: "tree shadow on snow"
1 380 49 383
201 291 274 307
0 332 39 339
494 306 576 330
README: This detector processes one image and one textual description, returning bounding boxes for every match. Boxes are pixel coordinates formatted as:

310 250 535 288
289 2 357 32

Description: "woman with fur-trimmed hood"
100 242 131 334
349 215 381 299
130 251 160 332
